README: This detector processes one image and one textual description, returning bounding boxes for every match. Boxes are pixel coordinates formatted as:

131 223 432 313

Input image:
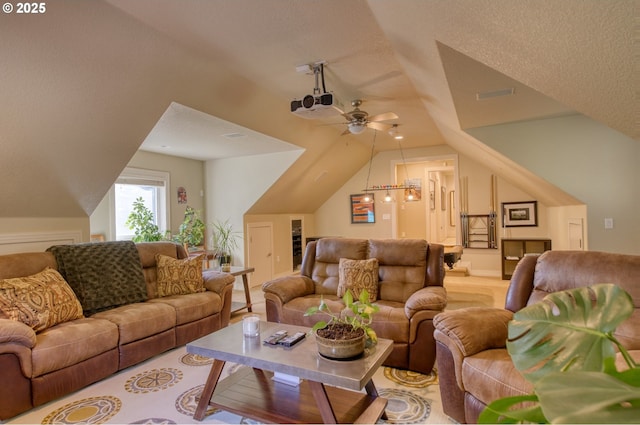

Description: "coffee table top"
187 321 393 391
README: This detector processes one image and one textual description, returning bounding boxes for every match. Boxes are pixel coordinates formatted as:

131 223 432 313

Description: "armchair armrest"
202 270 235 294
0 319 36 348
262 275 315 304
404 286 447 318
434 307 513 357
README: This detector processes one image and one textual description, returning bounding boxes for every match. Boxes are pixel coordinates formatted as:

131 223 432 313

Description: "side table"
228 266 255 313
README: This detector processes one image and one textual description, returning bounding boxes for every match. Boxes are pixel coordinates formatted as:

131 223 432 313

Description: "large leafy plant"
174 206 205 248
480 283 640 424
125 197 164 242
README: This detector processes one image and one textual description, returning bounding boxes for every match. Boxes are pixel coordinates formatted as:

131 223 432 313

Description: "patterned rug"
8 346 452 424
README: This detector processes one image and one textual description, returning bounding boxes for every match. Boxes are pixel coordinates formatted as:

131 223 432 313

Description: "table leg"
308 381 337 424
365 379 388 420
241 273 252 312
193 359 225 421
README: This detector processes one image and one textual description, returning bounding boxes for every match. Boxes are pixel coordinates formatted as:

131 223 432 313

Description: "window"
113 167 170 240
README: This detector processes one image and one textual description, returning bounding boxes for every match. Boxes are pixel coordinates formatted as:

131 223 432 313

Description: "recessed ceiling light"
222 133 246 139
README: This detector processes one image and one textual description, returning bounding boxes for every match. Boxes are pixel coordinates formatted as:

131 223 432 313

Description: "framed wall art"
350 194 375 224
502 201 538 227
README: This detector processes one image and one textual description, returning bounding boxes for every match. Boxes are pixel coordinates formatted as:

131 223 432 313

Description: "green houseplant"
211 219 240 271
125 197 164 242
305 289 379 359
174 206 205 250
479 283 640 424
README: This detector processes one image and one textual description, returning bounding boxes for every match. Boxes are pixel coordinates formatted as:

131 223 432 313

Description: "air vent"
222 132 246 139
476 88 515 100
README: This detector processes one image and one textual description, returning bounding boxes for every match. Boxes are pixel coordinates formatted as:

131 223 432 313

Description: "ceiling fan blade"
340 128 351 136
368 112 398 122
367 121 393 132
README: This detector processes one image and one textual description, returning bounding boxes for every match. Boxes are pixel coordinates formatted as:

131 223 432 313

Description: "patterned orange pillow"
0 267 84 332
155 254 205 297
337 258 379 302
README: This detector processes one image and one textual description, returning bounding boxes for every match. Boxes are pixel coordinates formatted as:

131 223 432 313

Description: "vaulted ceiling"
1 0 635 217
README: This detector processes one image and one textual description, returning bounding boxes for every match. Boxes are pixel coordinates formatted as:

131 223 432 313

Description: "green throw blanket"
47 241 147 315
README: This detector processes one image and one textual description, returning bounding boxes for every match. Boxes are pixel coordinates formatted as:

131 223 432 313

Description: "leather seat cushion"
148 291 221 325
92 302 176 345
462 348 533 405
31 317 118 377
371 301 409 343
280 295 346 327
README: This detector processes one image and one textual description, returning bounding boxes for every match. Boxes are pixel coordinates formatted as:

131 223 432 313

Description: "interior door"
247 223 273 287
568 218 584 250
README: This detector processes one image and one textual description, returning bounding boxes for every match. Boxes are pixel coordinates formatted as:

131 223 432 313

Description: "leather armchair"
263 238 446 374
434 250 640 423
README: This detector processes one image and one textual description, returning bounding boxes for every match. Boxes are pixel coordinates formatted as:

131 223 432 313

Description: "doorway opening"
394 155 459 246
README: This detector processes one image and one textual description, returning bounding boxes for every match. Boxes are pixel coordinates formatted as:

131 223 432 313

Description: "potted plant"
174 206 205 251
211 219 239 272
479 283 640 424
304 289 379 359
125 197 164 242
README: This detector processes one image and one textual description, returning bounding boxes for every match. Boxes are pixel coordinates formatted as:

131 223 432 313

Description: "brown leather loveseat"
262 237 446 374
433 250 640 423
0 241 235 420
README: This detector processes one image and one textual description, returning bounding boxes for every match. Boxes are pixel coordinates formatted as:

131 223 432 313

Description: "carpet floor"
7 274 507 424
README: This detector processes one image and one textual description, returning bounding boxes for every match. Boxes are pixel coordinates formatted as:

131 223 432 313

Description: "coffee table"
187 321 393 423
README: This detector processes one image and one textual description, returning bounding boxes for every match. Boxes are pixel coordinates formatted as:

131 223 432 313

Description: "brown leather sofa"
262 238 446 374
433 250 640 423
0 241 235 420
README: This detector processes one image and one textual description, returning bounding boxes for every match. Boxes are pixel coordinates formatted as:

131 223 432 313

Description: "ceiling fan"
339 99 398 135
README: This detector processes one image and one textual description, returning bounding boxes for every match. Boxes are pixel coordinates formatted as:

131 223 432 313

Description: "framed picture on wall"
429 179 436 210
350 194 375 223
502 201 538 227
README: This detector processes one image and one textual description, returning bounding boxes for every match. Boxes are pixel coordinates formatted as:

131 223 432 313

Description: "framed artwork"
177 187 187 204
350 194 375 223
502 201 538 227
404 178 422 201
441 186 447 211
449 191 456 226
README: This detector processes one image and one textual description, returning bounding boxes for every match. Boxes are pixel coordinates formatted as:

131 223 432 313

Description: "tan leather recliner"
433 250 640 423
262 237 447 374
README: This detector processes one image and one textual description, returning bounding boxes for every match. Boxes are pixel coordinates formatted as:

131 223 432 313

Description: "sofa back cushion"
136 242 188 299
312 238 367 295
370 239 428 302
528 250 640 350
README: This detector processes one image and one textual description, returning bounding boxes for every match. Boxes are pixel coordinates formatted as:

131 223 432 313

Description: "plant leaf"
536 371 640 423
507 283 634 383
479 394 546 424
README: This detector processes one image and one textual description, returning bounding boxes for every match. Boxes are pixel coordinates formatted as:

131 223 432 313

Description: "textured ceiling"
0 0 636 218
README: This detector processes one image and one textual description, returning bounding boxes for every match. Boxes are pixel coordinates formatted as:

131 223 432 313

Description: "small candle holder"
242 314 260 337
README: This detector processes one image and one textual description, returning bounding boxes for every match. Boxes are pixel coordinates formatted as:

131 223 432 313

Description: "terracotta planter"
314 328 365 360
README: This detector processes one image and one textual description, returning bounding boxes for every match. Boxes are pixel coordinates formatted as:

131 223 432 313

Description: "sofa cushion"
31 317 119 378
47 241 147 315
312 238 368 295
461 348 533 404
91 302 176 345
0 268 84 332
155 254 205 297
337 258 378 301
371 239 428 302
370 300 410 343
148 291 221 325
280 294 345 328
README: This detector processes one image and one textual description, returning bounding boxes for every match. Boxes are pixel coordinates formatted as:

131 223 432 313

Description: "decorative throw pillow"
0 267 84 332
337 258 379 302
155 254 205 297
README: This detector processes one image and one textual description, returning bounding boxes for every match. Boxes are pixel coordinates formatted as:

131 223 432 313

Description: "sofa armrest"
0 319 36 348
404 286 447 318
202 270 235 294
434 307 513 357
262 275 315 304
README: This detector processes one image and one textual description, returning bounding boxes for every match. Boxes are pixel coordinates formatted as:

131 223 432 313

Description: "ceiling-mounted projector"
290 93 342 119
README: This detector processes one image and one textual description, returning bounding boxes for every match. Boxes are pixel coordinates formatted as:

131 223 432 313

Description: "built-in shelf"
501 238 552 280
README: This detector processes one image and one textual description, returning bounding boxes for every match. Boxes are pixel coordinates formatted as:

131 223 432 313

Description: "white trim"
0 231 83 254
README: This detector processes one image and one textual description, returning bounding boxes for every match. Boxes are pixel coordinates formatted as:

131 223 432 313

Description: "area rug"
8 346 453 424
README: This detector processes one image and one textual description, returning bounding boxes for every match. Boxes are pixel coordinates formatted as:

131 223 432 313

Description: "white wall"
469 114 639 254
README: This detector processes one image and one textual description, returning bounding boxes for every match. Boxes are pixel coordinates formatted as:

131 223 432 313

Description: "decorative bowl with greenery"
305 289 380 345
479 283 640 424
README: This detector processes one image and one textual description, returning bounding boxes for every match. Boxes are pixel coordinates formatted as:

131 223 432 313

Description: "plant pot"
221 263 231 272
314 324 365 360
